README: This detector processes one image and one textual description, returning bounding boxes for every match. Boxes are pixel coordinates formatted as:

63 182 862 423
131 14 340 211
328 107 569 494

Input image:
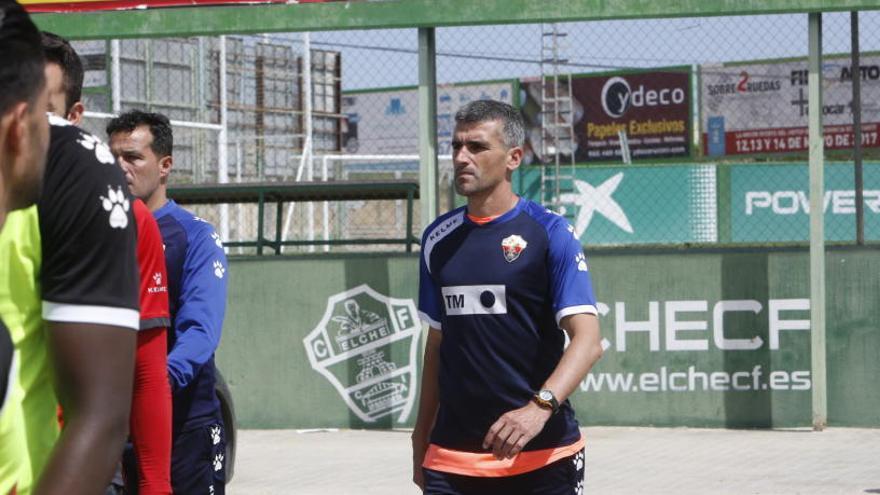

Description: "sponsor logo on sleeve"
213 260 225 279
100 185 130 229
77 133 115 164
147 272 168 293
575 252 589 272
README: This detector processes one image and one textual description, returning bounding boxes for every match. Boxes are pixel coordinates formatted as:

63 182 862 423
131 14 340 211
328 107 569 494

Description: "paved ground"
228 427 880 494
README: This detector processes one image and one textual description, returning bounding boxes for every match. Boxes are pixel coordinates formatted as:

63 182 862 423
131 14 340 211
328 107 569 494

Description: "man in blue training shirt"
412 100 604 495
108 110 228 495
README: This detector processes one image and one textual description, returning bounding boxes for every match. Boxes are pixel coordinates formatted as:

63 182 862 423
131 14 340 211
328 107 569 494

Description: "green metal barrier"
168 180 420 254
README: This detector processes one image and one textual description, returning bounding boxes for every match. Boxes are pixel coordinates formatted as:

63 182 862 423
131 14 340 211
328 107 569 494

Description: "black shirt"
39 115 139 329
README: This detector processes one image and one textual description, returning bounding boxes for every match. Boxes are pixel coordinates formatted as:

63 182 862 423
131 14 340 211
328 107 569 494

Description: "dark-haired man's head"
0 0 49 224
451 100 524 198
107 110 174 211
42 31 85 125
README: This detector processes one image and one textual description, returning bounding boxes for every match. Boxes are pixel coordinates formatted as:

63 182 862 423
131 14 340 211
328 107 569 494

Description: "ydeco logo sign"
600 76 686 119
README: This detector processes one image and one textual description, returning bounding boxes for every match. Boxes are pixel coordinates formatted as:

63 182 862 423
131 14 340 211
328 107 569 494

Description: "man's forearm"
479 314 602 460
412 328 442 442
132 327 172 495
38 322 136 494
542 314 603 402
166 330 216 391
35 408 130 495
412 328 441 489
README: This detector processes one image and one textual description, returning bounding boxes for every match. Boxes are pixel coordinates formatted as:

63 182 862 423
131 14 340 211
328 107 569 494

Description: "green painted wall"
217 253 422 429
217 247 880 429
33 0 880 41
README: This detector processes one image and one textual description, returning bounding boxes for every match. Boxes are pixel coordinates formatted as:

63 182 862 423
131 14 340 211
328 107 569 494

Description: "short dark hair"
41 31 84 114
106 110 174 157
454 99 525 149
0 0 46 115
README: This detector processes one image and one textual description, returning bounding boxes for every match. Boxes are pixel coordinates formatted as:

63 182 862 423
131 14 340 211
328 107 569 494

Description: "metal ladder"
539 23 577 214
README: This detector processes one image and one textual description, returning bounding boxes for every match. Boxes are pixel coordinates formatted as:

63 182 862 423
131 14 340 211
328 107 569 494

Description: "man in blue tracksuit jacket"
108 110 229 495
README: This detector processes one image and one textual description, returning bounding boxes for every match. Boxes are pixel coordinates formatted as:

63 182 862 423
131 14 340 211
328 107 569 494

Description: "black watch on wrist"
532 389 559 414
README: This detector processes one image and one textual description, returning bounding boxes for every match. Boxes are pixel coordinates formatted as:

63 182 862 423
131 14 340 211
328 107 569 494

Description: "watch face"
539 390 553 401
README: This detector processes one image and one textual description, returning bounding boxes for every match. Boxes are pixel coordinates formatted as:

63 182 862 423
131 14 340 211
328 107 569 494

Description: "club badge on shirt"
501 234 528 263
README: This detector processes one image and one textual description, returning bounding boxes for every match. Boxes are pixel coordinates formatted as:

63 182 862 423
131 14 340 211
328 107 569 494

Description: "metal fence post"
219 35 230 247
808 12 827 431
851 11 864 245
322 155 330 253
406 187 414 253
276 199 284 255
257 190 265 255
418 27 439 230
280 32 314 253
111 39 121 113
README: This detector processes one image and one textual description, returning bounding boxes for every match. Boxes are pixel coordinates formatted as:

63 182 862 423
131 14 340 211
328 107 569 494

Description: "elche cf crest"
501 234 528 263
303 284 420 424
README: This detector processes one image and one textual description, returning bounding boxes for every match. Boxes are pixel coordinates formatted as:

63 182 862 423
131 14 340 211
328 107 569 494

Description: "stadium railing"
168 180 420 254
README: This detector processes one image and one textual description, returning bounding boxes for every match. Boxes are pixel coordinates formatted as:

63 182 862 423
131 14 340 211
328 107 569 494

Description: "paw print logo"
213 260 225 279
574 480 584 495
211 232 223 249
152 272 162 286
213 453 224 472
210 425 222 445
209 486 214 495
77 133 115 164
100 186 130 229
573 450 585 471
575 252 588 272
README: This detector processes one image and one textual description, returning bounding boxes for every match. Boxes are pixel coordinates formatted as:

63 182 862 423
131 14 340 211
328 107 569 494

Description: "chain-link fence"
71 10 880 253
431 12 880 246
72 32 428 253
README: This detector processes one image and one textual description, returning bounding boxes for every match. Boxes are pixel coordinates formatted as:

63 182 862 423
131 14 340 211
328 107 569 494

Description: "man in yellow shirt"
0 1 51 494
0 1 141 493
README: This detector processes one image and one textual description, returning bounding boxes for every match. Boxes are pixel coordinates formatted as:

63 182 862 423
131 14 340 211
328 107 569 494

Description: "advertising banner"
701 55 880 156
22 0 335 13
518 164 716 244
517 160 879 246
570 69 692 161
729 162 880 242
520 69 691 164
342 81 515 157
572 250 818 428
219 249 880 429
